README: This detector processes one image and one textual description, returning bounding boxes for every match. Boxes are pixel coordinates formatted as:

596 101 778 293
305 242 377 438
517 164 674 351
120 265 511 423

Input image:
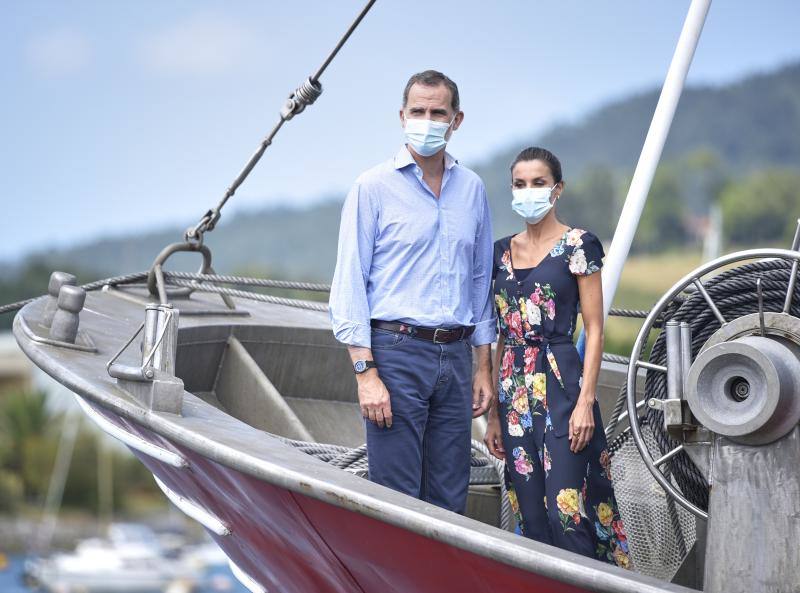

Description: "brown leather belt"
370 319 475 344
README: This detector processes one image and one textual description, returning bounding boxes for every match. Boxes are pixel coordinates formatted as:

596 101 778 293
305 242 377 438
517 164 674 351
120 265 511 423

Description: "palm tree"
0 390 56 500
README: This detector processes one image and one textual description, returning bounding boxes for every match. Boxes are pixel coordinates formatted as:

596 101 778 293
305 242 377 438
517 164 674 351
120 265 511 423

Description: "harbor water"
0 554 250 593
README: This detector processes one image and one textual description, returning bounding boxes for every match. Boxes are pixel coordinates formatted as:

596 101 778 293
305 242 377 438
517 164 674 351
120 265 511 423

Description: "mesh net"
609 423 696 581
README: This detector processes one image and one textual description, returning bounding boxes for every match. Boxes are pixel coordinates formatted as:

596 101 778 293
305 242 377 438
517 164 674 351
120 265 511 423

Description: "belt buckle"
433 328 447 344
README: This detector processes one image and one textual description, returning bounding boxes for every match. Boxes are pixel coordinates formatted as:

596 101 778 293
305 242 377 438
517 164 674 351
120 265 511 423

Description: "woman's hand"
574 270 602 454
568 399 595 453
483 411 506 461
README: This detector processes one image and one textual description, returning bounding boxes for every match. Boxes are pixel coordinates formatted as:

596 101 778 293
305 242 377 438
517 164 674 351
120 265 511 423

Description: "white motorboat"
25 523 197 593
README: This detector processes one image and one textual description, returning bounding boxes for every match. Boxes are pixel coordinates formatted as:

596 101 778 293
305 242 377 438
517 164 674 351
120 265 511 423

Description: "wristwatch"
353 360 377 374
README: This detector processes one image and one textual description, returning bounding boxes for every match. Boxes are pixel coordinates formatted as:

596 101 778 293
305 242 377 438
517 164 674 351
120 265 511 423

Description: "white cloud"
26 28 91 78
137 13 259 76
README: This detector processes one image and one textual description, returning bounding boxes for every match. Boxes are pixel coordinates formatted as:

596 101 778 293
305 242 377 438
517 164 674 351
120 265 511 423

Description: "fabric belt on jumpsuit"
505 334 575 389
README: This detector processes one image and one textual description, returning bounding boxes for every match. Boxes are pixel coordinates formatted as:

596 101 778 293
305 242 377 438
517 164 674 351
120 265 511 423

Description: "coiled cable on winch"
614 258 800 511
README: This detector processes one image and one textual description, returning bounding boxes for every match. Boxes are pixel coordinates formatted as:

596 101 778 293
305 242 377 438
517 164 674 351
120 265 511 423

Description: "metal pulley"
687 330 800 446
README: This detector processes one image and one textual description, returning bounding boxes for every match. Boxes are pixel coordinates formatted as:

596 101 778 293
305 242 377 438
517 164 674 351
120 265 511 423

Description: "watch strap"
353 360 377 374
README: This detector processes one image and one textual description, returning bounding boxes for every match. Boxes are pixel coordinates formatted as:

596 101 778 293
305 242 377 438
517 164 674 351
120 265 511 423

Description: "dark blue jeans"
366 328 473 513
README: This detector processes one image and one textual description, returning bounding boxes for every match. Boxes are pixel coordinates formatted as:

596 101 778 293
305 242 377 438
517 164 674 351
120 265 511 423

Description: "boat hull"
13 289 692 593
135 434 589 593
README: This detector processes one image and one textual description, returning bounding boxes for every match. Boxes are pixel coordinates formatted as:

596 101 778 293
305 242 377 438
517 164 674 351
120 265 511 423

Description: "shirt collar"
394 144 457 171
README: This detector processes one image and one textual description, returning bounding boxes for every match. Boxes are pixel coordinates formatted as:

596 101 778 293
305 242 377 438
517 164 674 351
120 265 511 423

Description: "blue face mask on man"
403 115 456 157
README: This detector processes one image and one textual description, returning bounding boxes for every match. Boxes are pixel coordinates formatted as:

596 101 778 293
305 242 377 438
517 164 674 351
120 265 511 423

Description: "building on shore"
0 331 34 395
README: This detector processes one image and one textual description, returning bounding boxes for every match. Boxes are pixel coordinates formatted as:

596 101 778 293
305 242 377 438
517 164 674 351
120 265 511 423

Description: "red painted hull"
116 415 591 593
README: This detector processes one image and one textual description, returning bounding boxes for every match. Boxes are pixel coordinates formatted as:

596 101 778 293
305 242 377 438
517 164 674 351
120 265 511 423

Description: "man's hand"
358 371 392 428
472 344 494 418
472 370 494 418
348 345 393 428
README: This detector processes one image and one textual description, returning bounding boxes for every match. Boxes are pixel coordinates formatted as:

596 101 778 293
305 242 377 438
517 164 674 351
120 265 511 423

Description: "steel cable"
608 307 650 319
0 271 149 315
164 278 329 312
3 267 661 320
162 271 331 292
641 258 800 511
604 381 630 440
601 352 631 366
470 439 513 531
185 0 378 242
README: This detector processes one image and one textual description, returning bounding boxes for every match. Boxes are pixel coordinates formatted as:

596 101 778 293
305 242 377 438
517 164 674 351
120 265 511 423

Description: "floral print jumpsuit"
493 228 630 569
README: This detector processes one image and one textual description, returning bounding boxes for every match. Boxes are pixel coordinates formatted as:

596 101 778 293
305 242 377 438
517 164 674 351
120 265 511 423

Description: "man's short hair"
402 70 460 113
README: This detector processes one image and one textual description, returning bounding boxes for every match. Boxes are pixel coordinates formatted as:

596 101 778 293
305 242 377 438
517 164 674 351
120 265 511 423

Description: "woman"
484 146 630 568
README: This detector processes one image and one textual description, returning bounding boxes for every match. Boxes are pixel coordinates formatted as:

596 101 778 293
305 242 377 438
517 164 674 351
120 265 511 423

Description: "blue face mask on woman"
511 184 558 224
403 115 455 157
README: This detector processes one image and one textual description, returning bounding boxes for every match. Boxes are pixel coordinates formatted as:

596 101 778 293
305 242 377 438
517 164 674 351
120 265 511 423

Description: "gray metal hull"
13 286 691 593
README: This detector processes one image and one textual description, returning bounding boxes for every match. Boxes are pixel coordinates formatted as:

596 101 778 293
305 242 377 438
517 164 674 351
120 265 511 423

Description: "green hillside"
483 62 800 181
476 62 800 240
4 61 800 314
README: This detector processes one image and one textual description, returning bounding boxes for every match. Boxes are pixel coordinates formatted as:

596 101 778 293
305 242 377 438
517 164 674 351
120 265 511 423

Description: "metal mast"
601 0 713 319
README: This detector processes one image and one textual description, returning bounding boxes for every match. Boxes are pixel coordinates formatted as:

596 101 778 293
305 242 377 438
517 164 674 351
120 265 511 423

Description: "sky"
2 1 799 262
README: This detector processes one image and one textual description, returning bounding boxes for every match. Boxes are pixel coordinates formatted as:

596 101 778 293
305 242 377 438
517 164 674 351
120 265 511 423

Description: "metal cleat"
42 271 76 327
49 285 85 344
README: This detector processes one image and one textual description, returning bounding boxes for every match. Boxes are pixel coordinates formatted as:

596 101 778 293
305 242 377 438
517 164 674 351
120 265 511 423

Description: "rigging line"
161 271 332 292
0 271 149 315
312 0 378 83
186 0 379 241
164 278 329 312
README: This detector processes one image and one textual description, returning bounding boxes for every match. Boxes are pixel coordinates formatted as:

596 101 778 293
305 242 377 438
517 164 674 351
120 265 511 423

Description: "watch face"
354 360 367 373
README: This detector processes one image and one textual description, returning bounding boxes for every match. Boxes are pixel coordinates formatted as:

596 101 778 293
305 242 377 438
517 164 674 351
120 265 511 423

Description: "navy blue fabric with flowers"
492 228 630 568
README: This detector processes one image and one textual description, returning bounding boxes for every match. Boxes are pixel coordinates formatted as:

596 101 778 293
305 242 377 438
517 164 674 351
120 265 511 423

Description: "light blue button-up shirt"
329 145 496 349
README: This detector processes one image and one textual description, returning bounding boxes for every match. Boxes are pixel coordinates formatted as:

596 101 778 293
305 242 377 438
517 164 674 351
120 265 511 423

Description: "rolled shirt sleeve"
469 186 497 346
329 182 375 348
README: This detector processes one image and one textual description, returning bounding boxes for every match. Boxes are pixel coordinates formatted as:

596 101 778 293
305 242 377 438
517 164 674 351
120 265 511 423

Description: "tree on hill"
556 166 620 240
633 162 690 252
720 168 800 246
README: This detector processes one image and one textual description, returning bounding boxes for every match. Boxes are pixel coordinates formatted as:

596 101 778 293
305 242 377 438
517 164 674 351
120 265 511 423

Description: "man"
329 70 495 514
